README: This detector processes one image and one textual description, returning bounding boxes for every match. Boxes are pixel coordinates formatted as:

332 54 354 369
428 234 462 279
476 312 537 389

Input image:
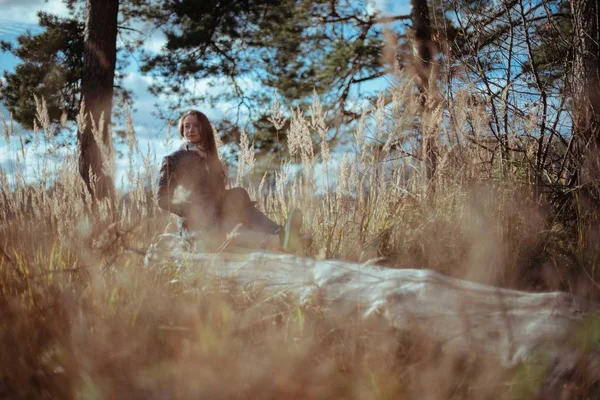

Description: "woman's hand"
193 146 207 159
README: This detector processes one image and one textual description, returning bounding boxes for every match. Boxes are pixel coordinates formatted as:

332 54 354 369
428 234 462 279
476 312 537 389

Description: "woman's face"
182 114 202 144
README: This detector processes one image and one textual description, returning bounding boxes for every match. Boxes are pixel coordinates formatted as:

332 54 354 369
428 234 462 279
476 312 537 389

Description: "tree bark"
411 0 437 197
146 235 597 373
78 0 119 207
570 0 600 177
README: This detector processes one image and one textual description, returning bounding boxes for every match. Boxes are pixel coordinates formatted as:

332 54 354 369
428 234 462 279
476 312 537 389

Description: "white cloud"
0 22 37 37
115 19 167 55
120 71 227 140
119 72 172 141
367 0 411 16
0 0 69 25
143 31 167 54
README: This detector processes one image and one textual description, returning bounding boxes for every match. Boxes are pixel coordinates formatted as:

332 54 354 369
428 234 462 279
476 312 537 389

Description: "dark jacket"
157 147 225 235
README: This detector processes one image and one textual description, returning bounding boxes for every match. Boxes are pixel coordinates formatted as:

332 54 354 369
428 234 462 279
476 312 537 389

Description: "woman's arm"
157 156 187 217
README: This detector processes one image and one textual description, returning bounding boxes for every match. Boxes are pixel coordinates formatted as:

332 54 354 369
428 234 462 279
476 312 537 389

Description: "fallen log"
145 234 599 374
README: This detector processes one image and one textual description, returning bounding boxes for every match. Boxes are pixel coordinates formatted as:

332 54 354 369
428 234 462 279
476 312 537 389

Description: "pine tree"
134 0 408 144
0 13 84 130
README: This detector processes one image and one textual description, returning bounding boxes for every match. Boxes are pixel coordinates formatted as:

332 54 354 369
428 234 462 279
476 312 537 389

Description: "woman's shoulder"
162 148 195 163
160 148 210 176
163 146 188 157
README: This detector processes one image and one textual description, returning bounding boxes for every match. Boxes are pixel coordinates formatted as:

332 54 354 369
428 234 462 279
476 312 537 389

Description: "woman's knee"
225 187 252 206
222 188 254 224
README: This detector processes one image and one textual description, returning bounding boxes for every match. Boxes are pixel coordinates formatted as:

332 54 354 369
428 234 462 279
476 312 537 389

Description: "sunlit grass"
0 72 599 398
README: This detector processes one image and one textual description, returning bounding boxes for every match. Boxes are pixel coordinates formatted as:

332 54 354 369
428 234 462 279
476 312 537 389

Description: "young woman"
157 110 309 252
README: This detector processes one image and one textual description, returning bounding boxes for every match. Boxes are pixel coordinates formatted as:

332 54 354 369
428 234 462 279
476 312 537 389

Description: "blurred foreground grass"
2 79 600 398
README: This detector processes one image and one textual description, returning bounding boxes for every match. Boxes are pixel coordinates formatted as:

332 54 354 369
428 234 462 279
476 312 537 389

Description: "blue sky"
0 0 411 189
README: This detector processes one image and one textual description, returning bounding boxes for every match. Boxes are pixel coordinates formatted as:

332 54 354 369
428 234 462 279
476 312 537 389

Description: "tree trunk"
78 0 119 207
411 0 437 198
571 0 600 176
146 235 598 378
569 0 600 283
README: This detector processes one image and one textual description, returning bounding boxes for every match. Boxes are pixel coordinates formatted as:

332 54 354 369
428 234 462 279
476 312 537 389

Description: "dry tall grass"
1 74 599 398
